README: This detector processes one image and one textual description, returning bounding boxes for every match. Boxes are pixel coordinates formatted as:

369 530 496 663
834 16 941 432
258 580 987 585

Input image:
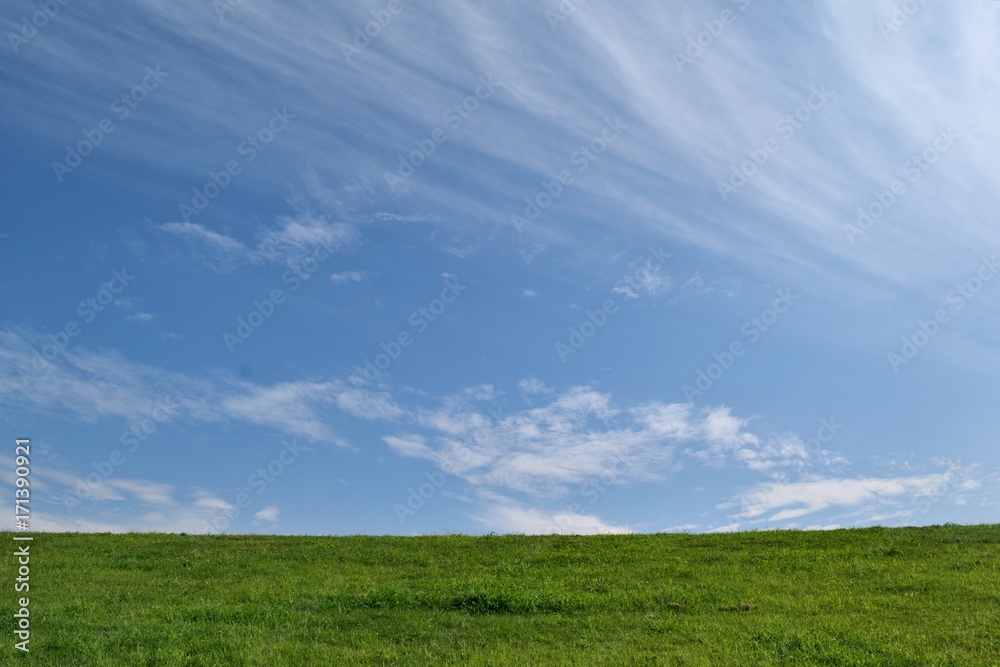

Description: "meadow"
3 524 998 665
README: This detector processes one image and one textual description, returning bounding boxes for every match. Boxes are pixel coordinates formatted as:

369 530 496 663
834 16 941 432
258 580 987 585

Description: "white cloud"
333 387 405 421
611 284 637 300
193 496 235 513
0 501 228 535
706 523 742 534
330 270 369 284
380 385 986 531
518 377 552 395
675 272 715 300
159 212 356 272
161 222 248 256
664 523 701 532
254 213 357 265
254 506 280 522
0 474 228 534
41 468 126 502
125 312 156 324
387 387 764 497
106 479 177 505
0 330 393 446
633 264 671 298
6 512 136 533
0 332 203 424
383 434 434 459
732 472 961 521
733 435 810 472
473 500 632 535
220 382 345 445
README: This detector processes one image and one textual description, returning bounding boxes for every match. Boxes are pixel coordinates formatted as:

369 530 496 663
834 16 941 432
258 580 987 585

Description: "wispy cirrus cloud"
0 329 402 446
330 270 370 284
9 0 1000 361
125 312 156 324
158 211 357 272
160 221 248 256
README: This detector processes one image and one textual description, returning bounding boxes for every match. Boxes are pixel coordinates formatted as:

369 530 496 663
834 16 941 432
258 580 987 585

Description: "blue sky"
2 0 999 535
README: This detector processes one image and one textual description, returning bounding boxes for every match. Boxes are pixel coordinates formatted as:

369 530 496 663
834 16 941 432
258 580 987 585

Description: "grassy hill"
3 524 998 665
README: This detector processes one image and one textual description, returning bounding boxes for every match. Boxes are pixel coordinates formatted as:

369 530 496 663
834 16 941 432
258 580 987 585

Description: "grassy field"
2 524 998 665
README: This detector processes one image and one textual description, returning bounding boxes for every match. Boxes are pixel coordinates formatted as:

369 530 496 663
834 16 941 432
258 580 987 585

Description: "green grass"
3 524 999 665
